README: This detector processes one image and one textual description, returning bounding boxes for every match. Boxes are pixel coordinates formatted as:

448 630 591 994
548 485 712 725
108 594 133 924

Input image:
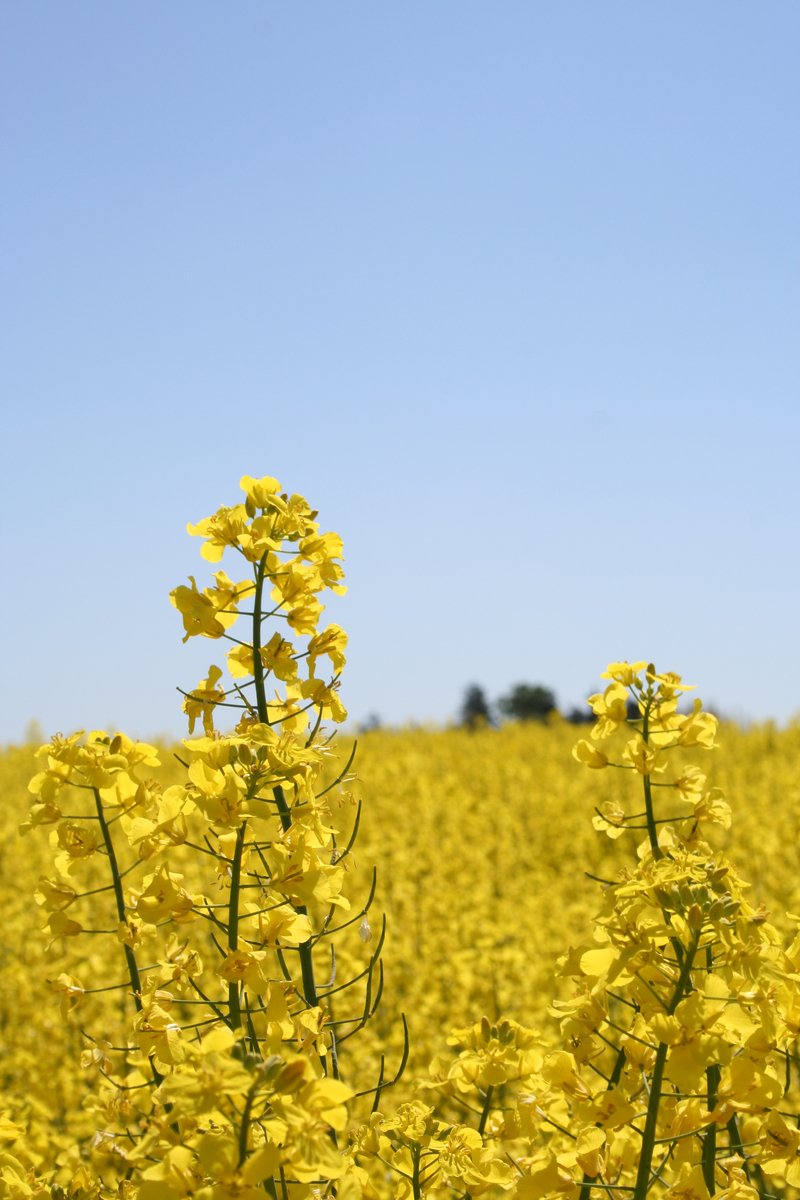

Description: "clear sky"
2 3 799 742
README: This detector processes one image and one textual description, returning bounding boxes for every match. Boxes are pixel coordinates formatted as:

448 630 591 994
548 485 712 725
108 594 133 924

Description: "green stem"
251 556 321 1017
252 552 269 720
94 788 142 1010
477 1085 493 1136
238 1080 258 1166
639 701 684 966
633 927 701 1200
633 1042 668 1200
228 822 247 1030
640 702 661 860
94 787 163 1086
703 1065 720 1193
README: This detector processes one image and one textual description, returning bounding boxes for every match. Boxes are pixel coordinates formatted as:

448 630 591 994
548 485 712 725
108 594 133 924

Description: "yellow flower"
170 575 230 642
591 801 627 838
572 739 608 769
588 681 629 739
308 624 348 677
133 866 195 924
218 948 272 994
260 632 299 683
194 1131 280 1200
240 473 282 514
183 664 225 735
713 1163 760 1200
34 877 76 911
692 788 732 830
676 700 719 748
663 1162 709 1200
187 503 248 562
674 765 707 801
300 677 348 723
601 661 647 686
621 734 663 775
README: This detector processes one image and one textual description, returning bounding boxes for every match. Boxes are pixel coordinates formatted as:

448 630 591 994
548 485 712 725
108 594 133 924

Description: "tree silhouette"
497 682 557 722
459 684 493 730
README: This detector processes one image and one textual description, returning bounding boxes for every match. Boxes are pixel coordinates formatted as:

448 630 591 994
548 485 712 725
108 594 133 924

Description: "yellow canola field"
3 714 800 1174
8 479 797 1200
346 719 800 1080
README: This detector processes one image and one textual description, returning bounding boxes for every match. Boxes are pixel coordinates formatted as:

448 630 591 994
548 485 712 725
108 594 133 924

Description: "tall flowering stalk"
23 475 405 1199
353 663 800 1200
521 663 800 1200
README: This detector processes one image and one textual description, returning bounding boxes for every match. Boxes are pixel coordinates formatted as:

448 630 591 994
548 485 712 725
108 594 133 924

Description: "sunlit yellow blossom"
691 787 732 829
663 1162 709 1200
674 765 707 800
572 739 608 768
170 575 232 642
677 700 719 748
601 660 647 685
183 664 225 735
240 473 282 513
621 734 664 775
218 948 272 993
187 503 248 561
133 866 195 923
34 877 76 910
591 801 627 838
307 624 348 677
300 677 348 723
588 681 629 739
194 1131 280 1200
260 631 299 682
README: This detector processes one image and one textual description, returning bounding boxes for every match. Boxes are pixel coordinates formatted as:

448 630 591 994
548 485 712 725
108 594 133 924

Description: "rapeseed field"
2 475 800 1200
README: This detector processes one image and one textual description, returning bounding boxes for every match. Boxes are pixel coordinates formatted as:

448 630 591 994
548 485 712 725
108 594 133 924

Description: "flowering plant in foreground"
19 475 408 1199
350 663 800 1200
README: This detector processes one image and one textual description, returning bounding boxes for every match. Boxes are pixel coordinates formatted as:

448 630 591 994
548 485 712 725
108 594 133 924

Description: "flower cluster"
359 663 800 1200
19 476 402 1198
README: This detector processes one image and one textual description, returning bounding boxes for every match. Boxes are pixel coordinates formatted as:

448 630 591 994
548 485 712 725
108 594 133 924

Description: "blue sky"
2 3 799 742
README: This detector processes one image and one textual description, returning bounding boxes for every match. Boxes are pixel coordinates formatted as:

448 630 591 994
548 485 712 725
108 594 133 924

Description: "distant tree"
497 683 557 723
358 712 382 733
460 684 493 730
566 705 593 725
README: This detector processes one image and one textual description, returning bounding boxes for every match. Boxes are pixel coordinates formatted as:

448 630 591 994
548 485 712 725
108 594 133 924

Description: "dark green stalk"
412 1146 422 1200
228 821 247 1030
638 699 683 965
94 788 142 1010
633 927 701 1200
251 552 321 1014
703 1065 720 1193
640 700 661 860
251 553 269 720
632 1042 669 1200
238 1079 258 1166
477 1086 494 1136
94 787 163 1086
